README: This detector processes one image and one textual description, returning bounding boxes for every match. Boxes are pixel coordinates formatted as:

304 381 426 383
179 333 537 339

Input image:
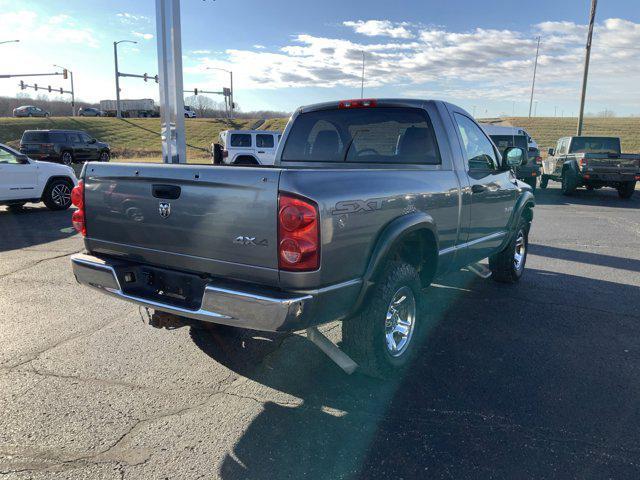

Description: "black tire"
524 177 537 192
42 178 73 210
342 261 423 379
27 113 33 117
539 175 549 189
618 181 636 199
586 185 595 191
60 151 73 166
99 150 110 162
561 169 578 196
489 217 530 283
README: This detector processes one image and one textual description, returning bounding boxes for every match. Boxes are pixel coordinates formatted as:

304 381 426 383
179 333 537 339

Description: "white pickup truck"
0 143 78 210
212 130 282 165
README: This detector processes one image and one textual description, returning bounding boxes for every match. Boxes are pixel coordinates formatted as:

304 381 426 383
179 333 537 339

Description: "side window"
49 133 67 143
557 138 567 155
80 133 93 143
256 134 274 148
454 113 498 170
230 134 252 147
67 133 81 143
0 148 22 164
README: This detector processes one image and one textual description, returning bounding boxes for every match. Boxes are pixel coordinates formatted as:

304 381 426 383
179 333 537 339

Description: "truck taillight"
278 193 319 271
338 99 377 109
535 156 542 165
71 180 86 236
579 158 587 167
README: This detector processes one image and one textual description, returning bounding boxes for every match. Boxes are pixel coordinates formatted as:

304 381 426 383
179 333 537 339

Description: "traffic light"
19 81 25 90
143 73 148 82
194 88 198 96
48 85 52 93
59 88 63 94
34 83 38 91
154 75 159 83
63 69 68 80
223 87 231 97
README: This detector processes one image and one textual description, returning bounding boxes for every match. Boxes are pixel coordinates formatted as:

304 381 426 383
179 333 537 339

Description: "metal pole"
70 71 75 116
360 51 365 98
155 0 187 164
528 36 540 118
577 0 597 135
229 70 234 119
114 42 121 118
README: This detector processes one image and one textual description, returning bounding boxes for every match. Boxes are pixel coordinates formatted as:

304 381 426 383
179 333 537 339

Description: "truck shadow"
0 205 76 252
533 185 639 208
530 243 640 273
189 268 640 479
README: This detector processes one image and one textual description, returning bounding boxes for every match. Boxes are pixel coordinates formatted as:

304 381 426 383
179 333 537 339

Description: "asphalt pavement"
0 184 639 479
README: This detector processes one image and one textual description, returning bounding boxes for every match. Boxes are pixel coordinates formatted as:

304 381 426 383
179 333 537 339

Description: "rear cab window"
230 134 252 148
281 107 441 164
569 137 621 155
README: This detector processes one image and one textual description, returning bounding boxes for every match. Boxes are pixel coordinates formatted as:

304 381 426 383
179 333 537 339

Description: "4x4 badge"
158 202 171 218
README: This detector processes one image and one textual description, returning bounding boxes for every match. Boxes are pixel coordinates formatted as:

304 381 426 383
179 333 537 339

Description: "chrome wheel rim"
514 230 526 271
62 153 72 165
384 286 416 357
51 184 71 207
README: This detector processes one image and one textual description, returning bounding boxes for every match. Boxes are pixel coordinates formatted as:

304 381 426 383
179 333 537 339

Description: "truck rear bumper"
71 253 360 332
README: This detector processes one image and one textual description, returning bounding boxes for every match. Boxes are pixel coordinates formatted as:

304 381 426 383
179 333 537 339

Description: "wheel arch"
234 155 260 165
351 212 439 314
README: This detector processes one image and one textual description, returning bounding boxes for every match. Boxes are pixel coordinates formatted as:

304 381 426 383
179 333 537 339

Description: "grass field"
1 115 638 163
0 116 263 161
486 117 640 153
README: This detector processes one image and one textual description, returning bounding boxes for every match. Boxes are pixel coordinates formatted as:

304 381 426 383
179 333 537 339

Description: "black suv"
19 129 110 165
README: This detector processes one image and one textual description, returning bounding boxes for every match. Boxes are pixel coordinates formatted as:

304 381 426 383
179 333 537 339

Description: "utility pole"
114 40 138 118
528 36 540 118
577 0 597 135
206 67 234 118
360 51 365 99
54 65 75 116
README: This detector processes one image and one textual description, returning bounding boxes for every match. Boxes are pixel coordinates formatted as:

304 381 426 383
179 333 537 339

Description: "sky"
0 0 639 117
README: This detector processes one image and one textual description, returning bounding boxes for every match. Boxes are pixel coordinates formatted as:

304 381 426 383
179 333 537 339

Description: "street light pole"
528 36 540 118
206 67 234 118
577 0 597 136
114 40 137 118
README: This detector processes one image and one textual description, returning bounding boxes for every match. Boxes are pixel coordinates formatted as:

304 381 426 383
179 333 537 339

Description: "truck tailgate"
581 154 640 172
83 163 281 285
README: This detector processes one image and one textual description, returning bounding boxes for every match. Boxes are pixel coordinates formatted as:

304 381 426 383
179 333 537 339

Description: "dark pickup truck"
70 99 534 377
541 136 640 198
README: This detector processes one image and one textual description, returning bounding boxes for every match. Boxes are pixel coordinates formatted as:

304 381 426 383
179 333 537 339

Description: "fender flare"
351 212 439 313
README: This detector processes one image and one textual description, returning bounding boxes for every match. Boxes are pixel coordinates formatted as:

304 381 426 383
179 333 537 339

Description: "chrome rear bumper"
70 253 313 332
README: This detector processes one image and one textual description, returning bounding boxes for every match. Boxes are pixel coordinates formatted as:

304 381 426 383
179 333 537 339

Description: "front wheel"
42 179 73 210
342 261 423 378
561 170 577 196
618 181 636 199
489 217 529 283
539 175 549 189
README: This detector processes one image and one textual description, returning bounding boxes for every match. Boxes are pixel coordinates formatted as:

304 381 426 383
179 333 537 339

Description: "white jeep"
0 143 78 211
212 130 282 166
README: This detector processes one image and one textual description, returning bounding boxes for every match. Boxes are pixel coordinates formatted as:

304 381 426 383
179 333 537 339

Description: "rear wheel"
60 151 73 166
99 151 110 162
618 181 636 199
42 179 73 210
342 261 423 378
489 217 529 283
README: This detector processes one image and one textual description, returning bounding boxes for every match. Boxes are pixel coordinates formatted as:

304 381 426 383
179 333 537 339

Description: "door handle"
257 151 265 154
471 184 487 194
152 184 181 200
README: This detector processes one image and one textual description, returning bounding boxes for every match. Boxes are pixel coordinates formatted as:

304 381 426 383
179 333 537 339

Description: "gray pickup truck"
541 136 640 198
70 99 534 377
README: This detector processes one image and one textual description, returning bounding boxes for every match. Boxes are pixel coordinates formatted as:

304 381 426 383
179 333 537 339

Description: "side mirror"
547 148 554 156
16 154 30 164
89 138 97 144
503 147 525 169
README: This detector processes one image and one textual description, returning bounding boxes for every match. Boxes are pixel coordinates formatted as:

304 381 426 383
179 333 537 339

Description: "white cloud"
117 12 150 24
0 10 98 48
132 31 154 40
253 44 266 49
192 49 211 55
186 17 640 111
343 20 414 39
